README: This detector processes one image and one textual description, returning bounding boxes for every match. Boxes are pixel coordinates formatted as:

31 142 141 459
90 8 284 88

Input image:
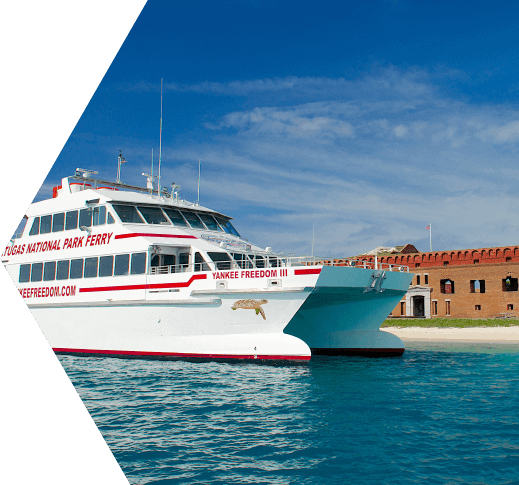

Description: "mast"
197 159 201 205
158 78 163 195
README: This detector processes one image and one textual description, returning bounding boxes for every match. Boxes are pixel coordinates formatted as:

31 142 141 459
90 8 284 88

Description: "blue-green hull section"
284 266 413 354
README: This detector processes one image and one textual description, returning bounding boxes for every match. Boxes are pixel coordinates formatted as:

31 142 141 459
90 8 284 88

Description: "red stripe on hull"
53 347 311 361
294 268 322 275
115 233 197 240
79 274 207 293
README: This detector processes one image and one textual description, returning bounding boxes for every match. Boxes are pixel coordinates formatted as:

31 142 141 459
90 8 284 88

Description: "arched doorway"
412 295 425 317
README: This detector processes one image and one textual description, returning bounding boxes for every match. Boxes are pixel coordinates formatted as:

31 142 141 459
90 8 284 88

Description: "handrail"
149 257 409 275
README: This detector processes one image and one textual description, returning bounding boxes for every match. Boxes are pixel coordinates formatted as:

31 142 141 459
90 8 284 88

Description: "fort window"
400 301 405 315
424 274 429 285
470 280 485 293
443 261 449 266
440 279 454 294
508 304 514 311
415 263 420 268
473 259 479 264
475 305 481 311
502 277 518 292
416 275 421 285
432 300 437 316
506 257 512 262
445 300 451 316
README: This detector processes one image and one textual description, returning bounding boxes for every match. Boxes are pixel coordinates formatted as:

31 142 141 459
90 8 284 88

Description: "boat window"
52 213 65 232
19 264 31 283
99 256 114 277
179 252 189 270
79 209 92 228
162 208 189 227
207 252 233 270
181 211 206 230
107 212 115 224
254 255 265 268
31 263 43 282
137 206 170 225
198 213 222 231
84 257 98 278
40 215 52 234
150 254 160 267
164 254 175 267
70 259 84 279
92 206 106 226
215 217 240 237
232 253 252 269
43 261 56 281
65 211 78 231
114 254 130 276
56 260 70 280
29 217 40 236
131 252 147 275
194 252 210 272
112 205 145 224
267 256 279 268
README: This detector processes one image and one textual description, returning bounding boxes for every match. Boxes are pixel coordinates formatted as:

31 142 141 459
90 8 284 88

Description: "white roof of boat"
26 188 230 219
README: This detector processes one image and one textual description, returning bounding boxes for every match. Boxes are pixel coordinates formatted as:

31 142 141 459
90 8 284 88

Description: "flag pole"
429 223 432 252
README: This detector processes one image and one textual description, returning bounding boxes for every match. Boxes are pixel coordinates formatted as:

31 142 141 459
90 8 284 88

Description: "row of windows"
399 300 515 317
417 278 518 294
29 206 115 236
431 301 514 316
28 203 241 238
19 252 147 282
110 204 240 236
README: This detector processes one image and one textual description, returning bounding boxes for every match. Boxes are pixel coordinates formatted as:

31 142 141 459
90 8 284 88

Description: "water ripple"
59 342 519 484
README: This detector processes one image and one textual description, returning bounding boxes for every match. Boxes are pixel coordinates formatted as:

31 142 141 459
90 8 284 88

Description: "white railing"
149 256 409 275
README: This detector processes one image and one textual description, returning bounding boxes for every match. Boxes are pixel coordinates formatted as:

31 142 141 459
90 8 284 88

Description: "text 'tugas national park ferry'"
3 167 413 361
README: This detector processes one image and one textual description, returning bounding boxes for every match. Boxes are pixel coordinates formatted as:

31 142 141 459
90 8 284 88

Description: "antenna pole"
158 78 163 196
151 148 154 193
197 159 201 205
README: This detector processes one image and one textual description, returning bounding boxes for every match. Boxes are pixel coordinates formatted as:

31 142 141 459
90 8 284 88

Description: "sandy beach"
382 326 519 343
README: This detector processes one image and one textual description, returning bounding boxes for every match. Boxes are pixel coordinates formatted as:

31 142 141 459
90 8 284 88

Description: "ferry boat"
2 167 413 361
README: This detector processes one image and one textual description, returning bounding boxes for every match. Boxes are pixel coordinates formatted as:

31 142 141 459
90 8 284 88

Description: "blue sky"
38 0 519 256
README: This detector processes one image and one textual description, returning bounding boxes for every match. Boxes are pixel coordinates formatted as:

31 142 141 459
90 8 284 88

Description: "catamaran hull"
28 293 312 361
284 266 413 356
21 266 411 362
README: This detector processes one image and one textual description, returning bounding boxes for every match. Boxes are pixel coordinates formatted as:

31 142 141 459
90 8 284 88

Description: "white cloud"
480 120 519 143
67 67 519 255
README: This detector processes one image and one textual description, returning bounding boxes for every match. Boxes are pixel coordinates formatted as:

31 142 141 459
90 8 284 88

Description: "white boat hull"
29 291 312 361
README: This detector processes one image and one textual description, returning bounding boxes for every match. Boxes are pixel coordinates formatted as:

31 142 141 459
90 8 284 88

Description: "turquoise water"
59 342 519 484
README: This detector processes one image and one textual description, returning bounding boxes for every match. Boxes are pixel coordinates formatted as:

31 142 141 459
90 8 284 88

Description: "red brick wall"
356 245 519 318
367 245 519 268
409 263 519 318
